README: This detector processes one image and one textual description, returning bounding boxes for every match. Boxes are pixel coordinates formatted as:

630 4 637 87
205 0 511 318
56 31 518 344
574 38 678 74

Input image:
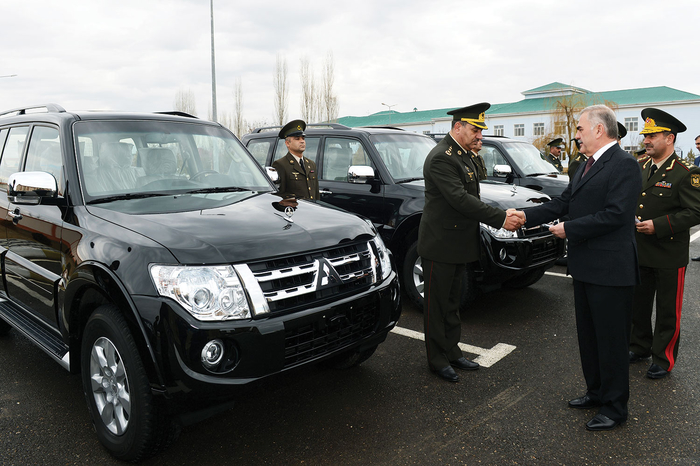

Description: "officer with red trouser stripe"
630 108 700 379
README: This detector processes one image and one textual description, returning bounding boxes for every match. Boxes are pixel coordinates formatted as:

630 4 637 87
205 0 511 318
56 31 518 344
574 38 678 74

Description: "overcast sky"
2 0 698 126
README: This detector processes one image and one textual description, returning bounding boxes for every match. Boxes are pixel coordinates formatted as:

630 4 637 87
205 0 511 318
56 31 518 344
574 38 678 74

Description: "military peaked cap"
640 108 686 135
617 121 627 139
279 119 307 139
447 102 490 129
547 137 563 147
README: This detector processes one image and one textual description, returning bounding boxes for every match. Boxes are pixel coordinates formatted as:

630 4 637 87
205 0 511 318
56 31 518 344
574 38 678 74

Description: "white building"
338 82 700 158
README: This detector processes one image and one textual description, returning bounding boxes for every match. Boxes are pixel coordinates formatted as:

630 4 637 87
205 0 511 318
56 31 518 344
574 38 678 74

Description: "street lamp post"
210 0 218 122
381 102 396 124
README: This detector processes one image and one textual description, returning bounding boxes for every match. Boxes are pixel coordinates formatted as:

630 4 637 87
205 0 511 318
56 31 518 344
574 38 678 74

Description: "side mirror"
348 165 375 184
8 171 58 205
265 166 280 184
493 164 512 178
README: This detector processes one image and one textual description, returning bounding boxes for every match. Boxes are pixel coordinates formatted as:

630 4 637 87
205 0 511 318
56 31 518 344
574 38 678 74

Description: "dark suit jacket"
418 133 506 264
272 152 319 200
524 142 642 287
636 153 700 268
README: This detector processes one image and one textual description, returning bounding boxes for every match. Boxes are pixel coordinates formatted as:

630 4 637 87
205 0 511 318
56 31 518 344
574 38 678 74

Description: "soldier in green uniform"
272 119 320 200
417 103 523 382
544 138 564 173
629 108 700 379
568 138 587 181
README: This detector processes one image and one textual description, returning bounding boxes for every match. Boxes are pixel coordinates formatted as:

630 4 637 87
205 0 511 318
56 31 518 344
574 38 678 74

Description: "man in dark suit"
512 105 642 431
272 120 319 200
630 109 700 378
418 103 523 383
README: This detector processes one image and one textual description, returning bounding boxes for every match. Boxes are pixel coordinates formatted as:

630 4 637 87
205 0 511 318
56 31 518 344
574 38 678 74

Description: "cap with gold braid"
639 108 686 135
278 119 307 139
547 137 563 147
447 102 490 130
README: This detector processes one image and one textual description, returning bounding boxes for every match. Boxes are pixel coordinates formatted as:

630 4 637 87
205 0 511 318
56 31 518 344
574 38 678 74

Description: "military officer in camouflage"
544 138 564 173
418 103 523 383
272 119 320 200
630 108 700 379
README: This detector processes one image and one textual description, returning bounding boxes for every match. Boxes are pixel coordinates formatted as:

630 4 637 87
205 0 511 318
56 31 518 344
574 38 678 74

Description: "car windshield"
369 133 436 181
501 141 559 176
74 119 274 203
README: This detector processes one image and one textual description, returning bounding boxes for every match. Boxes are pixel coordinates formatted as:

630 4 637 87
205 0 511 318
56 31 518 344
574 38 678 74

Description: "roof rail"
250 122 350 133
0 103 66 118
360 125 406 131
154 111 199 119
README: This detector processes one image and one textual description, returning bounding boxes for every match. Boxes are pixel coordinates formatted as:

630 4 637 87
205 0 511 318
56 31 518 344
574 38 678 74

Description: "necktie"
648 164 657 180
582 156 595 177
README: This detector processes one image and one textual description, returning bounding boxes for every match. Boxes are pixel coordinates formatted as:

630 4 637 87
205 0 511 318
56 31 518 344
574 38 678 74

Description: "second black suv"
243 125 565 309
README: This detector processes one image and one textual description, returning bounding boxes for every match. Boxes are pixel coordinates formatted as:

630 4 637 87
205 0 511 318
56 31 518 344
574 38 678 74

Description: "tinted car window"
247 139 271 166
0 126 29 190
322 138 370 181
502 141 558 175
370 133 435 180
480 145 508 176
25 126 62 185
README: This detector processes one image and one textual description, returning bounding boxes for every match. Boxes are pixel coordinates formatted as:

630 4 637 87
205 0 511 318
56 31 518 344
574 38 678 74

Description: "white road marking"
545 271 571 278
390 326 516 368
691 230 700 242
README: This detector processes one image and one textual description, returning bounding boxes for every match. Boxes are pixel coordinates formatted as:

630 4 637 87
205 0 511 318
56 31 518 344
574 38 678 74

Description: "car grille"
531 237 561 263
246 242 376 314
283 296 379 368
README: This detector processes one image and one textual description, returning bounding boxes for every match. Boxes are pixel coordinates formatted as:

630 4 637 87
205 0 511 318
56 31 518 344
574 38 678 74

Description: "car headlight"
150 265 251 321
481 223 518 239
371 235 393 281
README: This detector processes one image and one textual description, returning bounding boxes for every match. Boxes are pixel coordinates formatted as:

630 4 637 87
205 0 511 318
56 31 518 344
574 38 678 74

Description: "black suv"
0 105 400 461
430 134 570 198
242 125 565 309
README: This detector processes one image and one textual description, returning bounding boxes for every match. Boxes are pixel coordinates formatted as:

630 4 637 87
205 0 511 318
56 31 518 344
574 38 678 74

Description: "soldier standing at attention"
630 108 700 379
418 103 523 383
544 138 564 173
272 120 319 200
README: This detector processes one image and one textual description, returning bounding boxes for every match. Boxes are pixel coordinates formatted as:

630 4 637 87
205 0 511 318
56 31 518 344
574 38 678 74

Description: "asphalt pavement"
3 231 700 465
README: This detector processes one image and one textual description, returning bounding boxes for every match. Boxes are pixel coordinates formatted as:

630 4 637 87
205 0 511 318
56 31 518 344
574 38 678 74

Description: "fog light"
499 248 507 261
201 339 225 369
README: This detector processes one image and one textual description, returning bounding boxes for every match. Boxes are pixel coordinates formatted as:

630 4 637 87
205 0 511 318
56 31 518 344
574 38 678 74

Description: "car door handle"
8 208 22 224
320 188 332 195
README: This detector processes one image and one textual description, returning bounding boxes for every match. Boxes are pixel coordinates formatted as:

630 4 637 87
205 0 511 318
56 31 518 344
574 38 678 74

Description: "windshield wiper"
396 177 424 183
87 192 174 205
184 187 249 194
525 173 548 177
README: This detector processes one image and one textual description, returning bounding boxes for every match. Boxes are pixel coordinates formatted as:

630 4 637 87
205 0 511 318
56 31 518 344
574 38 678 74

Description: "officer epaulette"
675 158 693 171
638 155 650 165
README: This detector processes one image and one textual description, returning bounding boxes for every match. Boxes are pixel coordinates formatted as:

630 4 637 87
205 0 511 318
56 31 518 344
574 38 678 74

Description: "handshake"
504 209 526 231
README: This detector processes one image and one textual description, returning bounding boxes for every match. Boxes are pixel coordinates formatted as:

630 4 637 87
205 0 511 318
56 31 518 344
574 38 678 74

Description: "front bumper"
134 271 401 397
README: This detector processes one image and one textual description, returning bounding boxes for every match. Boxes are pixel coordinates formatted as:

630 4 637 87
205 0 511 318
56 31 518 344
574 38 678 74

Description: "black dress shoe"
647 363 670 379
433 366 459 383
568 395 601 409
586 414 624 431
450 357 479 371
691 256 700 262
629 351 650 363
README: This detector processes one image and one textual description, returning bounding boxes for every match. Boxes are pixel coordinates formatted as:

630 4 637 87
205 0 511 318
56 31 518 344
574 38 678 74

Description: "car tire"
503 266 546 289
81 304 179 462
322 345 378 370
403 241 476 311
0 317 11 336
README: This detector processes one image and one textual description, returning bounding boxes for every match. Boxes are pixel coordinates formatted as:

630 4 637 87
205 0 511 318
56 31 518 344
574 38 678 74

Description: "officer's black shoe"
692 256 700 262
450 357 479 371
433 366 459 383
647 363 670 379
629 351 650 363
568 395 601 409
585 413 625 431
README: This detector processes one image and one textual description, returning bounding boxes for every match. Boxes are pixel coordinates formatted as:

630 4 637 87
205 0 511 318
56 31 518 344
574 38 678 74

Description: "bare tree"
320 51 339 122
233 77 245 138
174 88 197 116
299 56 317 122
273 54 288 125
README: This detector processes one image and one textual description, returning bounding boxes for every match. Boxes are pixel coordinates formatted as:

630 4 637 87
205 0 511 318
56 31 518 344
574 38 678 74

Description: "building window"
514 124 524 137
533 122 544 136
494 125 504 136
623 146 636 154
625 117 638 132
554 121 566 135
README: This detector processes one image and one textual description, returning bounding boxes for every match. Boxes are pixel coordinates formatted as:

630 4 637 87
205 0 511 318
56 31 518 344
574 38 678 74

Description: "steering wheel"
190 170 218 181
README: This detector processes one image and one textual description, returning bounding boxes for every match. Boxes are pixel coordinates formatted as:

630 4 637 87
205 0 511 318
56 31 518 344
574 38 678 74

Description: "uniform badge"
446 146 452 156
655 181 672 188
692 174 700 188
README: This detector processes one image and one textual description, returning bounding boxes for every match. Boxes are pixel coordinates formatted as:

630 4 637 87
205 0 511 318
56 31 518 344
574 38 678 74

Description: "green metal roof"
522 82 590 94
337 85 700 127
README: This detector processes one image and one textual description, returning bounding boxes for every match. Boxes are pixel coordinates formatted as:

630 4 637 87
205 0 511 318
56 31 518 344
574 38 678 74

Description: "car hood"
86 193 374 264
521 174 569 198
399 179 550 210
